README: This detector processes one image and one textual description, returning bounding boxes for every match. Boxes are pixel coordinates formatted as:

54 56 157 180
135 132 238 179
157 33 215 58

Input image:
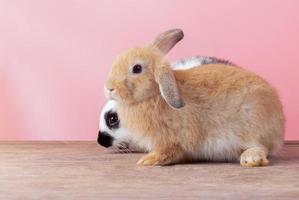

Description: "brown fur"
105 29 285 166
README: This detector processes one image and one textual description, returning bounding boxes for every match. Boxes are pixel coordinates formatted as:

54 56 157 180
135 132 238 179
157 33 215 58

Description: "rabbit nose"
98 131 113 147
105 86 115 93
104 85 117 100
105 84 115 92
108 88 115 92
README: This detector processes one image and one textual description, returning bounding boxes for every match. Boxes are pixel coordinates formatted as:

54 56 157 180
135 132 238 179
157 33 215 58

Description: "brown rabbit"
105 29 285 166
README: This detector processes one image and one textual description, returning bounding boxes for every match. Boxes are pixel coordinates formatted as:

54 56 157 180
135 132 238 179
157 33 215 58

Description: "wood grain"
0 141 298 200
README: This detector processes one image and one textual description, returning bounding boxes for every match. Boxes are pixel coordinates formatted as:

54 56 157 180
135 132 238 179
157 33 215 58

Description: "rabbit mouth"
104 89 114 100
105 91 122 103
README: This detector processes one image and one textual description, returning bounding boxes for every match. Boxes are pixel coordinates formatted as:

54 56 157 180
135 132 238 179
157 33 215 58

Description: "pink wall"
0 0 298 140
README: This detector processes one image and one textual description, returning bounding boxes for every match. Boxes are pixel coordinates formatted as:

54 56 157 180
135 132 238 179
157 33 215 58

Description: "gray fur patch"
172 56 234 70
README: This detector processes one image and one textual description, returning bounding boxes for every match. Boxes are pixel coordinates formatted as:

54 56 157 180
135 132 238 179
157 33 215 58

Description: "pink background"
0 0 298 140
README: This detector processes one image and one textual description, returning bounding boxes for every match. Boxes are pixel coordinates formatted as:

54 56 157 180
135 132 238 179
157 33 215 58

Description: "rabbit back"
174 64 284 160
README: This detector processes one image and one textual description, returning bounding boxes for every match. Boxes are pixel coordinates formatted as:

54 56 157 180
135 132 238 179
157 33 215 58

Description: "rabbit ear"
154 66 185 109
149 29 184 54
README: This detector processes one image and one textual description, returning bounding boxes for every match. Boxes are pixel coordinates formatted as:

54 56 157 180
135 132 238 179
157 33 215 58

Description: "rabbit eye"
132 64 142 74
105 110 120 129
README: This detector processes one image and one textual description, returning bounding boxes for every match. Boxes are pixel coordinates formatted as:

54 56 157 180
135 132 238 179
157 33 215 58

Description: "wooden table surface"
0 141 298 200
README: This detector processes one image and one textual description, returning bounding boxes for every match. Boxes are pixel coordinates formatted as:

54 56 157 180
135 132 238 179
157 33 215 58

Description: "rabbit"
104 29 285 167
98 56 233 152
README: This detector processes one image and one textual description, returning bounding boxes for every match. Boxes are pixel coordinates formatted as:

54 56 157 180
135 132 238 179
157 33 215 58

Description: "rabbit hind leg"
240 146 269 167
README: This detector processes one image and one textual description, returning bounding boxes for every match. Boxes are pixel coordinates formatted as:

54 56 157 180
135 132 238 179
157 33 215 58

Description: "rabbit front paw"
137 150 181 166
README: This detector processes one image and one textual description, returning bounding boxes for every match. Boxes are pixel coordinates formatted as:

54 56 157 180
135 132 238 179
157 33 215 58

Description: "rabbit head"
105 29 185 109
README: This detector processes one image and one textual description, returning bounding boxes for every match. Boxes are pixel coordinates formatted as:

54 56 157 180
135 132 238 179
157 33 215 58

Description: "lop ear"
154 65 185 109
149 29 184 55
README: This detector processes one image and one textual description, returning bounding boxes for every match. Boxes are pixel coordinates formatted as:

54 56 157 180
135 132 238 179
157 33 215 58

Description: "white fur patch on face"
99 100 151 152
99 100 118 132
99 100 129 142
